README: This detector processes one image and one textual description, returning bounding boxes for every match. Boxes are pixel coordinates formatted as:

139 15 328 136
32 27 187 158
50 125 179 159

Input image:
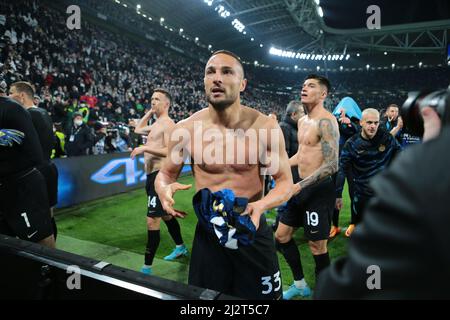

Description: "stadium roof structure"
122 0 450 69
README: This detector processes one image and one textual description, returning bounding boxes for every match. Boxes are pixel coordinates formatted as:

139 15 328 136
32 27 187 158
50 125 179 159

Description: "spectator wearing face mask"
64 112 94 157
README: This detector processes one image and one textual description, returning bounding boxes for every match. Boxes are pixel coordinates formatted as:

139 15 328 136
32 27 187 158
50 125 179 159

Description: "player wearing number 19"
130 89 188 275
275 75 339 299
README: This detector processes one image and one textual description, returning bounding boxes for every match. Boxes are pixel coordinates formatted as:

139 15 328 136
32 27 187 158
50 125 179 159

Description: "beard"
206 91 238 111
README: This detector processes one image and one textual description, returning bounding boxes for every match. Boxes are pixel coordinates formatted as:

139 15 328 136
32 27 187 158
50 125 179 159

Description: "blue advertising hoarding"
54 152 191 208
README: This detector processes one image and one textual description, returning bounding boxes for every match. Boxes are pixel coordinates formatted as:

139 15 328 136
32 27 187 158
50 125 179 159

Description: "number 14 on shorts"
148 196 157 208
261 271 281 295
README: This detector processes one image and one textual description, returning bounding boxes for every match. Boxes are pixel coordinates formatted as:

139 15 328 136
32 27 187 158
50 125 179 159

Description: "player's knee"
147 217 160 230
308 240 327 255
274 231 291 244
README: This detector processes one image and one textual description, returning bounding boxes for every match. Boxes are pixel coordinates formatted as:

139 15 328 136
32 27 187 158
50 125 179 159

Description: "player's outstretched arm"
155 124 191 217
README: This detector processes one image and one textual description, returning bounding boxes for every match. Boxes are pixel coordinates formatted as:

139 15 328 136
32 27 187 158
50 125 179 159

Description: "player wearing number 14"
130 89 188 275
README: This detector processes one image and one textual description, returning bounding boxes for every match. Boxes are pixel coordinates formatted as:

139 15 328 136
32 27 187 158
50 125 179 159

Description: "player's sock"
145 230 160 266
332 208 340 227
294 278 307 289
276 239 305 280
313 252 330 276
164 218 183 245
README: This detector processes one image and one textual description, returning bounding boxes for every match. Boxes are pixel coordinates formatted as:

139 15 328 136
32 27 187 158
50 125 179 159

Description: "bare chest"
146 123 165 146
298 121 320 147
189 126 262 174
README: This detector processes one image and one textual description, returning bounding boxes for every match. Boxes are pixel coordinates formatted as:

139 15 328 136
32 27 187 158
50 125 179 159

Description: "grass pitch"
55 174 351 298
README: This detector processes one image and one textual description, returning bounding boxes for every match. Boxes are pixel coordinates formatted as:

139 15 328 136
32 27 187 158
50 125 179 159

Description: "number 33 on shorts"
261 271 281 295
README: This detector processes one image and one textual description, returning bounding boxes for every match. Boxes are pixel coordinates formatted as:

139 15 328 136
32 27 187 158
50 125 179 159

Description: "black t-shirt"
28 106 54 161
0 97 44 178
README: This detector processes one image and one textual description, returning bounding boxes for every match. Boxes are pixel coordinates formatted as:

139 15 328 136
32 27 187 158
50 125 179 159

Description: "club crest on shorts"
378 144 385 152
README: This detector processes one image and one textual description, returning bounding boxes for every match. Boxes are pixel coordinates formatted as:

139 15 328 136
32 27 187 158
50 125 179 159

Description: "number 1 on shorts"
21 212 31 228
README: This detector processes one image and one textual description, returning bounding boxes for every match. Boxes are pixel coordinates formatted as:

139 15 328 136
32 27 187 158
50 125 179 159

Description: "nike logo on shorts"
27 231 38 239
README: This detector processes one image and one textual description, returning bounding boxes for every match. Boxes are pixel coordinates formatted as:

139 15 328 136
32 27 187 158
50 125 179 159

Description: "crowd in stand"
1 0 449 157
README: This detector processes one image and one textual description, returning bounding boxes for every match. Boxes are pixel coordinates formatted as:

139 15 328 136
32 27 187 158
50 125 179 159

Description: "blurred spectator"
91 121 107 155
65 112 93 157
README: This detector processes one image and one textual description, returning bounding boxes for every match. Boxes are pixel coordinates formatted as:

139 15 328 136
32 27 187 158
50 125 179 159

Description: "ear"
240 78 247 92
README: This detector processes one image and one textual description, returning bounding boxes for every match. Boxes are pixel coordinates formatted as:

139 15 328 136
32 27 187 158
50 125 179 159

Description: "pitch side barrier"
0 234 236 300
53 152 191 208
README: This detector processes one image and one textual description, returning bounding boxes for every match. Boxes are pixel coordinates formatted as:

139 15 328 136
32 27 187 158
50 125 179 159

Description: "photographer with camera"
105 125 131 153
315 88 450 299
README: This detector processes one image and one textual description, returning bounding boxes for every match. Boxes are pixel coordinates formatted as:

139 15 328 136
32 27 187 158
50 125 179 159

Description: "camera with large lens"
401 87 450 137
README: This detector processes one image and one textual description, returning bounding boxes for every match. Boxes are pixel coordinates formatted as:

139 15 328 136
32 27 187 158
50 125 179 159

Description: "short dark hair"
153 88 172 106
304 74 331 93
210 50 245 77
11 81 35 99
387 104 399 110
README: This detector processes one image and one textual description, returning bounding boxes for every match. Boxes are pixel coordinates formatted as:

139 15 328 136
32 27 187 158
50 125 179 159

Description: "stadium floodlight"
142 14 147 18
316 66 320 71
115 0 120 4
243 31 247 35
339 55 344 60
148 17 152 21
179 28 183 33
123 3 127 7
254 61 258 66
392 63 395 68
231 19 245 32
208 44 212 50
356 53 360 57
419 61 423 67
195 37 199 42
160 17 165 22
295 65 298 69
251 38 254 41
215 5 230 18
366 64 370 70
317 6 323 17
345 54 350 60
137 4 141 10
260 44 263 47
314 0 320 5
340 66 344 71
384 51 388 55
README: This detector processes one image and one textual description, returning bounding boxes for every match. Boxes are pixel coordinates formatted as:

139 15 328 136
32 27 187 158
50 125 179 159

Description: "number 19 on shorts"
306 211 319 226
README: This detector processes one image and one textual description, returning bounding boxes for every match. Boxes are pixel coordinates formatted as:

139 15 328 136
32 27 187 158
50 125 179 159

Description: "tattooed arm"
293 117 339 195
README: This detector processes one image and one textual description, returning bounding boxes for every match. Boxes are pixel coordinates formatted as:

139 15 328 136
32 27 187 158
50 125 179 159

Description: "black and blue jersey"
336 128 401 198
